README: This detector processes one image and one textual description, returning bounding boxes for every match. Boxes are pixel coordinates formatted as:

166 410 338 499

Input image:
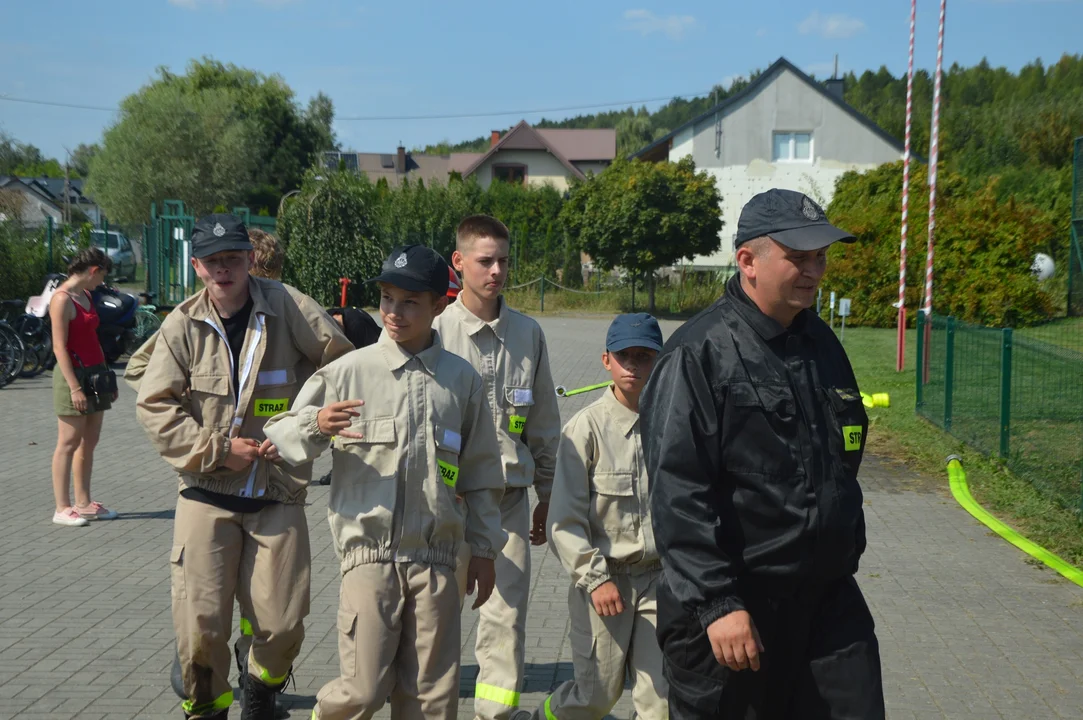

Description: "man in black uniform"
641 189 885 719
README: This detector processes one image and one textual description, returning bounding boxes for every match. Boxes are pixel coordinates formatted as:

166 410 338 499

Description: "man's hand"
706 610 764 672
466 556 496 609
530 502 549 545
257 439 280 463
317 400 365 438
224 438 261 471
590 581 625 616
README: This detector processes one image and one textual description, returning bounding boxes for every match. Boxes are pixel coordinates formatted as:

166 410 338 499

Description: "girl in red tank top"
49 247 118 527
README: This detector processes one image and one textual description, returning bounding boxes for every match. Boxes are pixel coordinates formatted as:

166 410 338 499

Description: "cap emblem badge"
212 222 226 237
394 253 408 268
802 196 820 221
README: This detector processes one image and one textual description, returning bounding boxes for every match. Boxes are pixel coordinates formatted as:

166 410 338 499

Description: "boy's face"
603 346 658 396
192 250 252 307
379 283 448 349
453 236 509 302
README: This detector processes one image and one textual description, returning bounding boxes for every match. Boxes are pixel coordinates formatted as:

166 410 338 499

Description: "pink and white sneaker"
53 507 89 527
75 501 118 521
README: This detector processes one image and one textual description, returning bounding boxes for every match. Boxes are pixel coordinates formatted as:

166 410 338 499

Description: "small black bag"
73 353 117 399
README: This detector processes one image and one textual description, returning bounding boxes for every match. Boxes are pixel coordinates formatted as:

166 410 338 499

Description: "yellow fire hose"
555 381 613 398
946 455 1083 587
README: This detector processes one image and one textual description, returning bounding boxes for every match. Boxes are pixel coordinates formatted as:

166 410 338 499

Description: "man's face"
745 239 828 314
192 250 252 306
603 346 658 396
379 283 448 350
453 236 509 301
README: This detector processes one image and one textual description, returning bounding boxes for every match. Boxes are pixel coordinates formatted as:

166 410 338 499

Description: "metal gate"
144 199 195 306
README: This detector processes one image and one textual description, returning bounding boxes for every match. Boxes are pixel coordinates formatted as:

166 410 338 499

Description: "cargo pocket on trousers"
568 627 597 698
337 608 358 678
169 545 187 600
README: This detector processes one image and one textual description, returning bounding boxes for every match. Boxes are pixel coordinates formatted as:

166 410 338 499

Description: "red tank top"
65 291 105 367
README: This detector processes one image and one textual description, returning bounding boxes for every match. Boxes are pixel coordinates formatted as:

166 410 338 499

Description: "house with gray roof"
633 57 906 268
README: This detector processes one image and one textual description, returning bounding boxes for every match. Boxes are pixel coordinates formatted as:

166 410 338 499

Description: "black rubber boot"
235 640 290 720
240 675 284 720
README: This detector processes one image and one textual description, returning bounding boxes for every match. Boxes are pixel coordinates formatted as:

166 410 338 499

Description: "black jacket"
641 274 868 633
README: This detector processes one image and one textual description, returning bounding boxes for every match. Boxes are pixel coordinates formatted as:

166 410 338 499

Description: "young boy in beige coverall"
136 215 354 720
432 215 561 720
514 314 669 720
264 244 506 720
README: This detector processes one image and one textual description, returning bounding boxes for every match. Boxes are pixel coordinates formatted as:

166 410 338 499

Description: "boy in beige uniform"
432 215 561 720
515 314 668 720
264 245 506 720
136 215 353 720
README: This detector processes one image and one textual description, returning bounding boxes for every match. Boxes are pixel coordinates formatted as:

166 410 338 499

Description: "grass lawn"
841 326 1083 567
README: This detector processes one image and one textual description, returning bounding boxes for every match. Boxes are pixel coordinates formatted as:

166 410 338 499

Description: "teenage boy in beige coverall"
265 244 506 720
514 313 668 720
432 215 561 720
136 214 353 720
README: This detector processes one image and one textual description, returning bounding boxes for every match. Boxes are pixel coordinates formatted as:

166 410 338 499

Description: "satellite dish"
1031 253 1055 281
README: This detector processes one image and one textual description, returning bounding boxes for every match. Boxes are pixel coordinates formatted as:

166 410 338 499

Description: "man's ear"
736 245 757 282
432 294 450 317
451 250 465 273
601 351 611 371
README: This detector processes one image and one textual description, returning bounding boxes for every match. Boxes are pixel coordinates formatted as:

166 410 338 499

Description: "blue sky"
1 0 1080 161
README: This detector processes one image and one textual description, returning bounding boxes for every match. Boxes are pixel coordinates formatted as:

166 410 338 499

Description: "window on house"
772 132 813 162
493 164 527 185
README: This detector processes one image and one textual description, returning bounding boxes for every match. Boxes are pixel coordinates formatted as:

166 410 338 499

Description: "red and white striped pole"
897 0 917 372
923 0 947 383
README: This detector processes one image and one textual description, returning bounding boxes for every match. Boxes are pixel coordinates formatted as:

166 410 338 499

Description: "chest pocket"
504 386 534 436
823 387 868 463
337 417 398 479
253 367 297 419
725 382 803 477
189 374 232 431
590 471 638 533
433 424 463 489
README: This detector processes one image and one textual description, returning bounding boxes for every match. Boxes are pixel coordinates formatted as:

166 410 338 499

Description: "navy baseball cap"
606 313 663 353
368 245 450 296
191 214 252 259
733 189 855 251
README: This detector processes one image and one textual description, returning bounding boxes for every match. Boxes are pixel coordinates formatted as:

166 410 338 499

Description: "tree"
87 83 260 224
69 143 100 178
86 57 335 223
561 156 723 311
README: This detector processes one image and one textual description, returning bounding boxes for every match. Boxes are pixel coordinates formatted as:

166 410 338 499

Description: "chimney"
824 78 845 101
491 130 501 148
396 145 406 174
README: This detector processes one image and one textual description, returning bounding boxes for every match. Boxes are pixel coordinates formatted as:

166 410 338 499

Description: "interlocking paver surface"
1 313 1081 719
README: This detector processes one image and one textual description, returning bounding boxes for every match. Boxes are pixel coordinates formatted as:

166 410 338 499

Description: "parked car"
89 230 137 282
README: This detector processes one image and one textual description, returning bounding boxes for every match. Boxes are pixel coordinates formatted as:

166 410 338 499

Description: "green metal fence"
917 311 1083 516
1070 137 1083 316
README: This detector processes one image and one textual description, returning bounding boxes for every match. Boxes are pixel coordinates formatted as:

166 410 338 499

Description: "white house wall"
668 66 902 268
473 150 573 191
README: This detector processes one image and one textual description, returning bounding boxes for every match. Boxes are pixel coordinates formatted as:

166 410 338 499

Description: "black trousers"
659 575 885 720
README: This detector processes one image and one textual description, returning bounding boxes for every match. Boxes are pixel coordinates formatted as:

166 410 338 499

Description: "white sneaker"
53 508 89 527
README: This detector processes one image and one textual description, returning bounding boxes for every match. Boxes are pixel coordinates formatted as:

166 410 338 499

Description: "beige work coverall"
265 330 506 720
433 298 561 720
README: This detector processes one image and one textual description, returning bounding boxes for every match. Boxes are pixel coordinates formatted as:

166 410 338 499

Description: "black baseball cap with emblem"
191 213 253 259
733 189 856 251
368 245 450 296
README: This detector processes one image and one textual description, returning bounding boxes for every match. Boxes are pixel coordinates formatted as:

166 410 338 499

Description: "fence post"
944 316 955 431
46 216 54 272
539 277 545 313
999 328 1013 459
915 310 925 410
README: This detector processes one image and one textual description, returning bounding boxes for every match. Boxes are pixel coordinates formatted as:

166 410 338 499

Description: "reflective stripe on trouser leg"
237 502 311 687
473 488 531 720
542 572 668 720
171 494 242 719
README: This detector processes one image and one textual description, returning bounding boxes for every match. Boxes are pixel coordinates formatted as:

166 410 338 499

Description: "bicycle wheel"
0 324 24 385
129 308 162 354
14 315 48 378
0 331 13 388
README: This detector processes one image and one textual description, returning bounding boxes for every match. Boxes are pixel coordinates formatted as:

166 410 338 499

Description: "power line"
0 89 718 121
0 95 117 112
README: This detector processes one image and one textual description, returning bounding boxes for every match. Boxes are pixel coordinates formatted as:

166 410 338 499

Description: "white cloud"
798 11 866 39
168 0 226 8
254 0 301 6
622 9 696 40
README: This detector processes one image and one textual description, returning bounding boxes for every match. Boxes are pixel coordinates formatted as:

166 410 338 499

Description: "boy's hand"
466 556 496 609
317 400 365 437
530 502 549 545
257 439 281 463
590 581 625 616
224 438 260 471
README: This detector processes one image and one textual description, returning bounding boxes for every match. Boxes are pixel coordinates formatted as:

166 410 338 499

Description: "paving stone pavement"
1 313 1082 720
